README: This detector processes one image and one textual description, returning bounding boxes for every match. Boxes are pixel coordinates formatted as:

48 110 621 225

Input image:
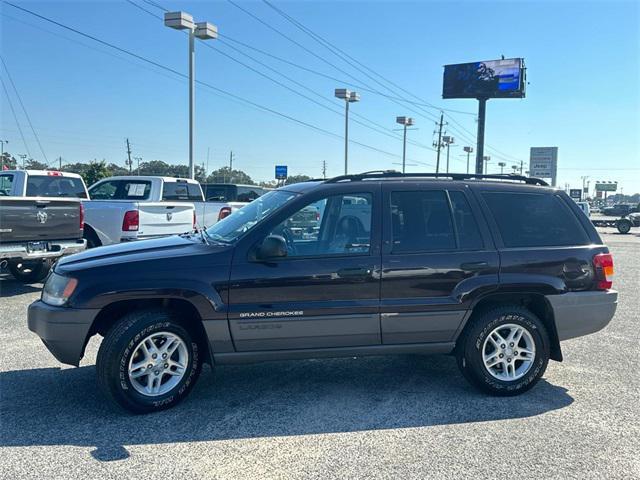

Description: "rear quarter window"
482 191 590 247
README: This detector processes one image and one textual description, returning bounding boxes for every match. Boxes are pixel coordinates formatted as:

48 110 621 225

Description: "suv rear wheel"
456 306 550 395
96 309 202 414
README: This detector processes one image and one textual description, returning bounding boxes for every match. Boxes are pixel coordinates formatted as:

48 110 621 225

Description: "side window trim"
445 190 460 250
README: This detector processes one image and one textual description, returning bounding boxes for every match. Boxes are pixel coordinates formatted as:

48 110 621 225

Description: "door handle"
460 261 489 271
337 267 372 278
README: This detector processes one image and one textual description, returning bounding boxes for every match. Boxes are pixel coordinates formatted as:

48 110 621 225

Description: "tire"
617 219 632 234
97 309 203 414
456 306 550 396
8 259 52 283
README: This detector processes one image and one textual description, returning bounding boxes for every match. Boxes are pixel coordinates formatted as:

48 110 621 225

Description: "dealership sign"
595 181 617 192
529 147 558 185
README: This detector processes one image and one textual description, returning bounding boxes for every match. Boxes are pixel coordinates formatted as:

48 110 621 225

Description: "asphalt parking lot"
1 229 638 479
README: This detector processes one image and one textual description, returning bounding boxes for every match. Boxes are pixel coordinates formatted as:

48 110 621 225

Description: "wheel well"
83 224 102 247
88 298 212 364
464 292 563 362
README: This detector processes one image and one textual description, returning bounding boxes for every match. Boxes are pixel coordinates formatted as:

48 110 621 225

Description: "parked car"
83 176 205 247
0 170 87 282
602 204 636 216
28 172 617 413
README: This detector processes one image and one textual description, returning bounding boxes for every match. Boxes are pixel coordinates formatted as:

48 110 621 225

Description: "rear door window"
25 175 87 198
162 181 203 201
482 192 590 247
390 191 456 252
89 180 151 200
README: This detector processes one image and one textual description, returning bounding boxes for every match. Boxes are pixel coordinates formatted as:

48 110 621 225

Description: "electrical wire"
0 55 48 163
1 76 32 158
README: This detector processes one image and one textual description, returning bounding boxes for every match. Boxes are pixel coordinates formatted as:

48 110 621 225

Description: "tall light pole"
498 161 506 174
165 12 218 180
483 156 491 174
0 139 7 170
442 136 455 173
335 88 359 175
396 116 414 173
133 156 142 175
463 146 473 174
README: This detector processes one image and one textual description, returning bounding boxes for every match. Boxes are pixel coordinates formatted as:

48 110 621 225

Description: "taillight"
122 210 139 231
79 203 84 231
593 253 614 290
218 206 232 221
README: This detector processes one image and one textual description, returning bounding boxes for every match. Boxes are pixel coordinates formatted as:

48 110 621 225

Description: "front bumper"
0 239 86 260
547 290 618 341
27 300 100 366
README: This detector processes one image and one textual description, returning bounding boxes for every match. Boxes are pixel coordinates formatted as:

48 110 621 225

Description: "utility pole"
227 151 234 183
322 160 327 179
483 156 491 174
433 112 445 174
18 154 26 169
581 176 589 198
58 156 63 170
134 157 142 175
519 160 524 174
126 138 132 174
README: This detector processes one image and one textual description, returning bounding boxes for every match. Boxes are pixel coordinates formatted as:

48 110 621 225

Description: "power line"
0 55 48 163
1 77 31 158
4 2 411 162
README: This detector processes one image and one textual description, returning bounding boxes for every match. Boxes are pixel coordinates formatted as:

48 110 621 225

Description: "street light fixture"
463 146 473 174
483 155 491 174
442 136 455 173
395 116 414 173
335 88 360 175
164 12 218 180
498 161 506 174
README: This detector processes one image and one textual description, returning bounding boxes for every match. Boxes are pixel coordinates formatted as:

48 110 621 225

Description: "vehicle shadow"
0 274 42 297
0 355 573 460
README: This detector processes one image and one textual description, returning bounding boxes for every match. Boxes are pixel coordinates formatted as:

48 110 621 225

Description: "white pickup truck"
84 176 231 247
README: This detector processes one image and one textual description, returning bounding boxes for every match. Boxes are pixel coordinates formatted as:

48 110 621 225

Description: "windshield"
205 190 297 243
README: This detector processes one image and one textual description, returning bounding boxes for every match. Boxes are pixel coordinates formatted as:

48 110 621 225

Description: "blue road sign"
275 165 288 179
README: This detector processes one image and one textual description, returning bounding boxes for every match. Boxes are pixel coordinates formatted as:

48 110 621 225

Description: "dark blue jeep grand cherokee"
28 172 617 413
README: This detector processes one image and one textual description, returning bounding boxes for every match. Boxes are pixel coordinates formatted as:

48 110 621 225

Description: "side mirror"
255 235 287 260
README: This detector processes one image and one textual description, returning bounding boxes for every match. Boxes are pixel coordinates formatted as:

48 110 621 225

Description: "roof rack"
324 170 549 186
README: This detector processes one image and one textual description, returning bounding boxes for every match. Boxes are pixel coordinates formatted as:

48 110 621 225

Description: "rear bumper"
547 290 618 341
27 300 100 366
0 239 86 260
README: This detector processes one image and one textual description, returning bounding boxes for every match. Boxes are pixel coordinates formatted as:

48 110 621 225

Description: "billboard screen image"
443 58 525 99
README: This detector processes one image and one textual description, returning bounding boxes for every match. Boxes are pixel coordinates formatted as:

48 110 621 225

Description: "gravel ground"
1 230 638 479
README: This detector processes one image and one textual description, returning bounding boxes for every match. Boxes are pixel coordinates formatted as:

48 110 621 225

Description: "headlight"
42 273 78 306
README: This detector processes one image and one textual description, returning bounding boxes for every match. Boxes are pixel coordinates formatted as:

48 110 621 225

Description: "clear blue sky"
1 0 639 193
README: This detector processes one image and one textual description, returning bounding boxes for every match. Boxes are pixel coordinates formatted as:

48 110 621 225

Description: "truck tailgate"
0 197 82 243
138 202 194 238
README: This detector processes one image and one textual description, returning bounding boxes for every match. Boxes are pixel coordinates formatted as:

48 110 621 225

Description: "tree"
1 152 18 170
285 174 312 185
25 159 49 170
106 163 129 176
205 167 254 185
84 160 111 186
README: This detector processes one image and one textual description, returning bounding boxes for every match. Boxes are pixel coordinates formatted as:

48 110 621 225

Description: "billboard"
443 58 525 99
595 182 617 192
569 189 582 201
529 147 558 185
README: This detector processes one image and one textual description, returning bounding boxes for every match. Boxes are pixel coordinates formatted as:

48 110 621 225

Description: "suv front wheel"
456 306 550 395
96 309 203 414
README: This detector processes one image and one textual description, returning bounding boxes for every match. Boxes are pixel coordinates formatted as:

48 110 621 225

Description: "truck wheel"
456 306 550 396
97 309 202 414
8 259 52 283
617 219 632 234
83 227 101 248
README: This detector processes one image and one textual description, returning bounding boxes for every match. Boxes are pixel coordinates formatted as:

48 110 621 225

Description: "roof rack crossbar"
324 171 548 186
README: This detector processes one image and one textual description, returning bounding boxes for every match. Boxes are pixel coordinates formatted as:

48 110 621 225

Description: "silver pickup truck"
0 170 86 282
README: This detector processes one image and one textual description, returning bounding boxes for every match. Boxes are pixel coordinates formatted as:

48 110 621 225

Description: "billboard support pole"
475 97 487 174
